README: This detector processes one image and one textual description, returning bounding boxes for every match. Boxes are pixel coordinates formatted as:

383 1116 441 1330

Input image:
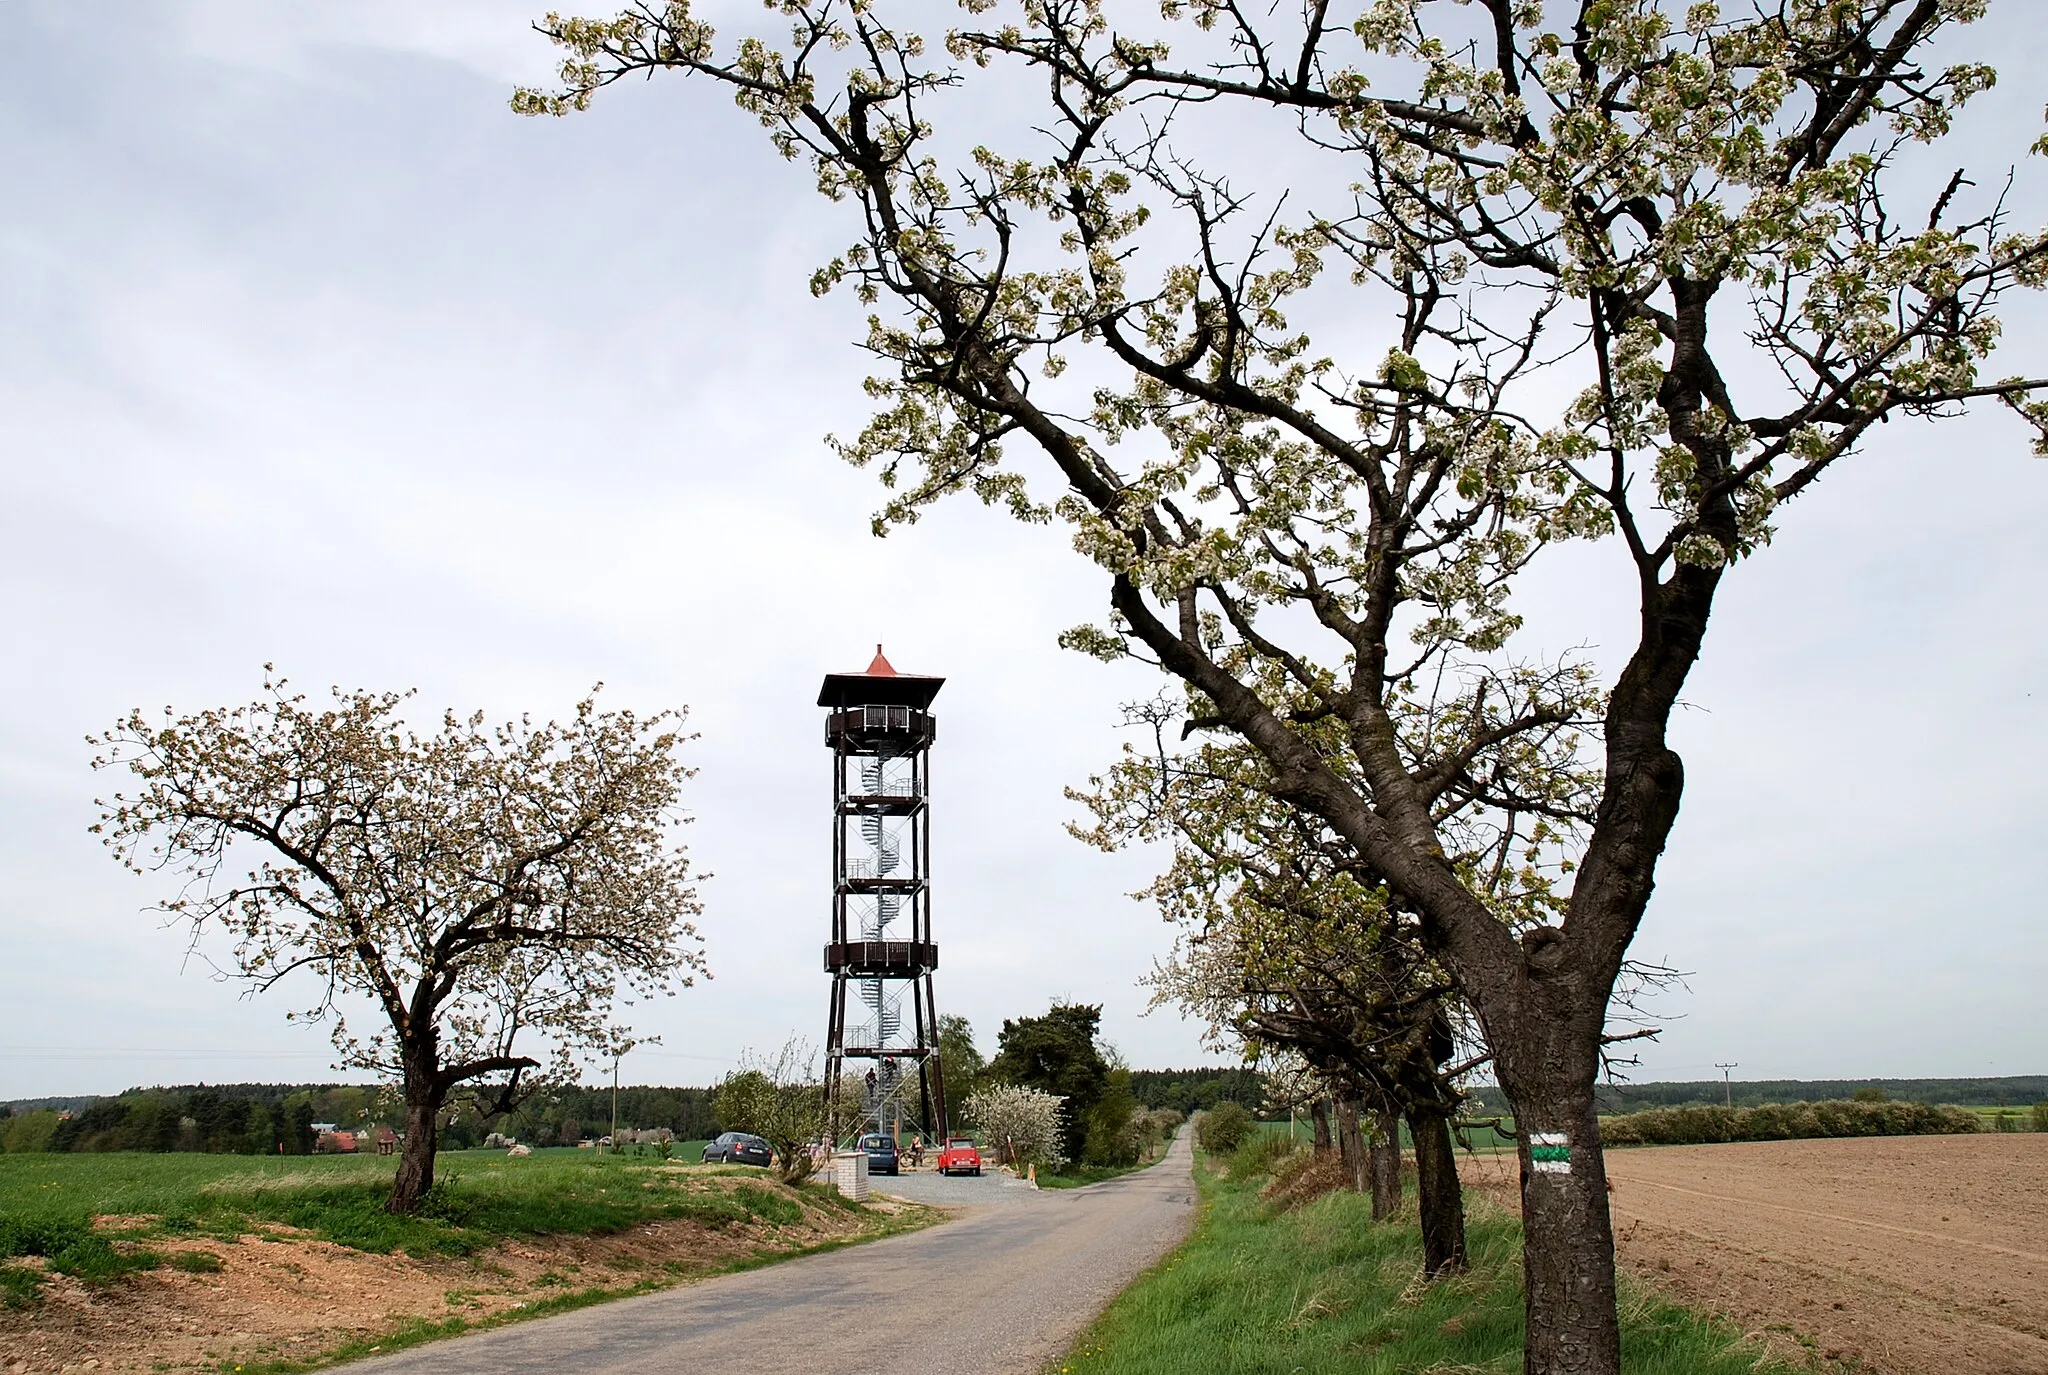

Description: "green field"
0 1142 840 1313
1956 1104 2046 1131
1054 1144 1795 1375
0 1144 721 1227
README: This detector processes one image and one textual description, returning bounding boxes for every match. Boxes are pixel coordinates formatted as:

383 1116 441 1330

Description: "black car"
858 1133 900 1175
702 1132 773 1167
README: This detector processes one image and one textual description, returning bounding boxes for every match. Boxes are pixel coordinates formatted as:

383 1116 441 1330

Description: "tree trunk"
1507 1077 1619 1373
1334 1095 1369 1193
1370 1109 1402 1222
1409 1105 1467 1276
387 1077 444 1215
1310 1098 1333 1152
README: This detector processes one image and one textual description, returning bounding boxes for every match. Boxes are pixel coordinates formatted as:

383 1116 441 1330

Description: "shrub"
716 1040 827 1185
1598 1099 1980 1146
1084 1099 1142 1167
1196 1102 1254 1155
964 1084 1068 1170
0 1110 60 1155
1227 1129 1297 1179
2034 1102 2048 1133
1131 1108 1182 1161
1259 1147 1351 1211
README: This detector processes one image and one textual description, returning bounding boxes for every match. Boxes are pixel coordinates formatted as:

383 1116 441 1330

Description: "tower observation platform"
820 647 948 1145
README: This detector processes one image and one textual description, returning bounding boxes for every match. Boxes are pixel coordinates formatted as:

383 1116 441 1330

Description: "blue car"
858 1132 901 1175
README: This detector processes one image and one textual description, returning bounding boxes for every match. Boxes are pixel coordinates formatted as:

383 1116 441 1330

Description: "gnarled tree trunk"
1334 1095 1369 1194
1498 1020 1619 1375
389 1063 445 1215
1409 1105 1466 1275
1369 1108 1402 1222
1310 1098 1333 1152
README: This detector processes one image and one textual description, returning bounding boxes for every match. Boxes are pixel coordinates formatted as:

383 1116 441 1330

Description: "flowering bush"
963 1084 1066 1171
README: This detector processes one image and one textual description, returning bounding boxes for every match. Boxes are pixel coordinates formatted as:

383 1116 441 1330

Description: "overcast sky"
2 2 2044 1102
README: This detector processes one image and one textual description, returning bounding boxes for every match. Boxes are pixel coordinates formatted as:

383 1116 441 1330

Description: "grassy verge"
0 1149 790 1256
0 1149 901 1303
219 1198 938 1375
1039 1163 1148 1190
1052 1149 1794 1375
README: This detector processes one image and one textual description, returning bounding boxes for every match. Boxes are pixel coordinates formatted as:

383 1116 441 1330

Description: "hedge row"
1597 1099 1981 1146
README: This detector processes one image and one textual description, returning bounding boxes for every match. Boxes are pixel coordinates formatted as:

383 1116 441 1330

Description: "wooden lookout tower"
820 647 949 1145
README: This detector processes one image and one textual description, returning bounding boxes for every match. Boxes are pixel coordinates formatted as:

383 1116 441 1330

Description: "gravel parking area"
868 1167 1041 1207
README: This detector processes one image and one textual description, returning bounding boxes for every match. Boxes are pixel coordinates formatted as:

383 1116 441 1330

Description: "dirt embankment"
1463 1133 2048 1374
0 1177 915 1375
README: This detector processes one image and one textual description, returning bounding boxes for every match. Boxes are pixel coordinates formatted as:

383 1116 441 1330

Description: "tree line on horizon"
0 1046 1268 1158
8 1069 2038 1158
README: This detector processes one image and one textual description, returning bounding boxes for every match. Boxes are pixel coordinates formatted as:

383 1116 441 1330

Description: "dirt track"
1466 1133 2048 1373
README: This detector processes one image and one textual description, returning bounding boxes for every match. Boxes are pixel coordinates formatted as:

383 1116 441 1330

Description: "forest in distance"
1460 1074 2048 1116
0 1067 1269 1156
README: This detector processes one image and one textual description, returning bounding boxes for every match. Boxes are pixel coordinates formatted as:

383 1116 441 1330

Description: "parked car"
858 1133 900 1176
702 1132 773 1167
935 1137 982 1176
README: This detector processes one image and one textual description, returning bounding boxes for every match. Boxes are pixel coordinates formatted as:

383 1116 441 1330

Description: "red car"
935 1138 982 1176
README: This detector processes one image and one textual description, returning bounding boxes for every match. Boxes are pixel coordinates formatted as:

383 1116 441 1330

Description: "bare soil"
0 1177 907 1375
1461 1132 2048 1373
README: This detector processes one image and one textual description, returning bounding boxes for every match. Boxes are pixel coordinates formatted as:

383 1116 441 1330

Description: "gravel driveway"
865 1163 1043 1206
344 1130 1196 1375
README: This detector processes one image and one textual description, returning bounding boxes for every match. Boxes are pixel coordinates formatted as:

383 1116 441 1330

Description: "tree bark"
1334 1096 1369 1194
1370 1109 1402 1222
1310 1098 1333 1152
1410 1105 1467 1276
1505 1069 1619 1373
388 1067 444 1215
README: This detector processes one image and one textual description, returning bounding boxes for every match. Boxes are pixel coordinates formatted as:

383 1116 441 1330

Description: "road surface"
346 1131 1197 1375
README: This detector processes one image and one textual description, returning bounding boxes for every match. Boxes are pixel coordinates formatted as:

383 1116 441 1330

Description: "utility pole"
611 1052 622 1153
1715 1063 1739 1109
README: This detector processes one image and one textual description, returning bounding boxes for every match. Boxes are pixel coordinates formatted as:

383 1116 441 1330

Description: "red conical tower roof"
818 646 945 709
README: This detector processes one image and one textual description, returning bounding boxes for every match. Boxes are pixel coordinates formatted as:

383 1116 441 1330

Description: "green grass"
1053 1150 1795 1375
0 1148 817 1264
1954 1104 2043 1131
0 1213 168 1302
1040 1162 1150 1189
0 1149 944 1370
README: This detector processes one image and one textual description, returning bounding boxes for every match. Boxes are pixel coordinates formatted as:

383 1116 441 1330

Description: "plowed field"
1463 1133 2048 1373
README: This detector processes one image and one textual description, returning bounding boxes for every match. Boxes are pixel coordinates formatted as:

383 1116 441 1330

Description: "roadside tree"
987 1002 1111 1164
520 2 2048 1366
715 1039 828 1183
92 674 705 1212
934 1013 987 1116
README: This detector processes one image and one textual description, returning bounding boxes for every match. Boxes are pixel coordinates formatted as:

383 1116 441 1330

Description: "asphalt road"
345 1131 1197 1375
